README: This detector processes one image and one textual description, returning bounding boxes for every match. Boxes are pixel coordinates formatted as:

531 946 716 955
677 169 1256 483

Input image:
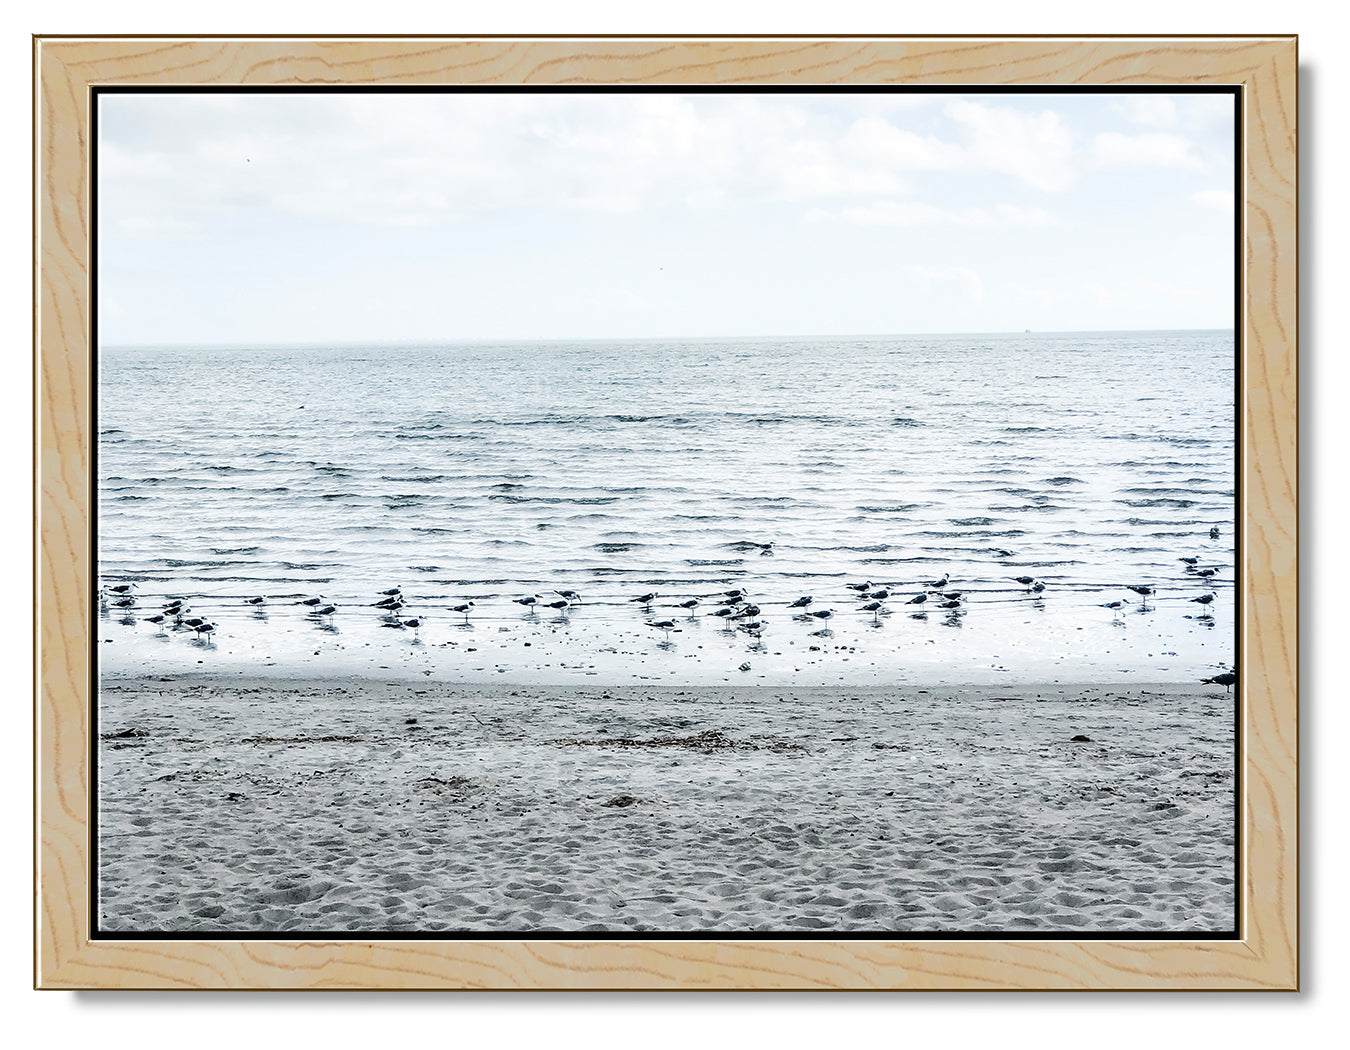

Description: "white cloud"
944 99 1076 191
1091 131 1204 169
905 265 985 302
1113 95 1180 128
1193 188 1236 211
840 200 1051 228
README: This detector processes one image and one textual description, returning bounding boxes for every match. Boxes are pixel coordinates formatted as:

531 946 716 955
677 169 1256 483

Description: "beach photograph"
92 88 1238 937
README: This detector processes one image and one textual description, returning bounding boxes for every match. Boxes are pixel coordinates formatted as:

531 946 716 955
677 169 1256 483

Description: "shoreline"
96 674 1238 935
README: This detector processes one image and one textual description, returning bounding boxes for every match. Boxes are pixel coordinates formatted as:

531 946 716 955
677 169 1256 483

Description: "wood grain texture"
34 36 1298 991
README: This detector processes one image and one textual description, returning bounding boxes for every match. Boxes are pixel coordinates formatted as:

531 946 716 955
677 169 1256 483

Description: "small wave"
948 517 997 526
856 503 923 513
1044 477 1083 486
891 417 926 427
1117 498 1199 509
488 494 620 505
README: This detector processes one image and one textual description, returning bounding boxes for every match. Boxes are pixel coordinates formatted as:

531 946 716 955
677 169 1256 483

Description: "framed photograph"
35 36 1297 990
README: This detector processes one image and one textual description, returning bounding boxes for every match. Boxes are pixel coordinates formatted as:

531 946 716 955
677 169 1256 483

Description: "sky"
96 90 1237 345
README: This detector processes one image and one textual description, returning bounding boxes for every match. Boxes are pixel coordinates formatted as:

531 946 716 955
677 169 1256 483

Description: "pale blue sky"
96 90 1236 345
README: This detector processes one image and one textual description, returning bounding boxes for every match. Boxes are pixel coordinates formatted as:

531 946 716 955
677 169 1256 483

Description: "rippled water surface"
96 332 1236 683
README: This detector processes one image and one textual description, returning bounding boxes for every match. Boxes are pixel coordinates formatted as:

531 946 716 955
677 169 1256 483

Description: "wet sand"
96 675 1236 934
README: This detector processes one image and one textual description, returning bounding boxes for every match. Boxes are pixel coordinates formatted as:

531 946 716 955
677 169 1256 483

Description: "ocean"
95 330 1236 685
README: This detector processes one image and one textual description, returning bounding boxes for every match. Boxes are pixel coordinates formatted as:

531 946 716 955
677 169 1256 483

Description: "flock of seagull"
97 547 1234 690
99 548 1226 648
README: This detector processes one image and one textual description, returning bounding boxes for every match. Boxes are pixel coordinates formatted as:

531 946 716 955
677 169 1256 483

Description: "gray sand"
96 676 1236 934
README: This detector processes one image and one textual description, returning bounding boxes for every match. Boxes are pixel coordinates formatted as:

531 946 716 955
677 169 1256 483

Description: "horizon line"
99 326 1237 351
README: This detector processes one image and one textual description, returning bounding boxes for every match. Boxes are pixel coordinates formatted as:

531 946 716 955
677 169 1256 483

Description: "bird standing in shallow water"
1202 672 1236 692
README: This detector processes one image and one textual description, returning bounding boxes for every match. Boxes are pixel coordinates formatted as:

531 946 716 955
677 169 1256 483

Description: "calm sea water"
95 332 1236 683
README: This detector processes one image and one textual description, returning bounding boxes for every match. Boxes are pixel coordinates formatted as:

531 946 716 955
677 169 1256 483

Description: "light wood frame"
35 35 1298 990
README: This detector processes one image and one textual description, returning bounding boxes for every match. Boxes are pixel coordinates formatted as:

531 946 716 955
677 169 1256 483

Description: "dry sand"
96 675 1236 934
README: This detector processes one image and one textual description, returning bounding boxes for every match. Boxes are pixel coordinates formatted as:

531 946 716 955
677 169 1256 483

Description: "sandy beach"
96 674 1235 935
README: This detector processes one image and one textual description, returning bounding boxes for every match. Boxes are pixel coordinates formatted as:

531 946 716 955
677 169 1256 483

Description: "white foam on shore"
97 589 1233 686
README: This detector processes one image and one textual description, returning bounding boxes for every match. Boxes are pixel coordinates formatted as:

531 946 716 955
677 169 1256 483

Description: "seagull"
631 592 658 607
312 605 337 616
245 596 266 606
192 621 216 640
1030 581 1046 595
787 596 813 609
1209 526 1221 539
1190 567 1218 579
1201 671 1236 692
379 587 402 597
451 601 475 622
737 620 765 636
938 599 963 610
867 588 891 601
105 583 137 595
905 593 928 606
182 617 206 629
112 596 136 608
1179 557 1199 566
861 600 884 623
297 596 326 607
1127 585 1155 600
1100 600 1127 612
542 598 571 611
374 596 404 609
143 614 167 628
712 606 735 620
723 588 748 602
513 595 540 608
645 619 678 638
808 609 834 619
555 589 582 604
845 581 873 592
927 573 949 590
1189 593 1216 606
941 591 963 601
990 548 1013 558
1011 576 1037 587
677 598 700 613
735 604 762 619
